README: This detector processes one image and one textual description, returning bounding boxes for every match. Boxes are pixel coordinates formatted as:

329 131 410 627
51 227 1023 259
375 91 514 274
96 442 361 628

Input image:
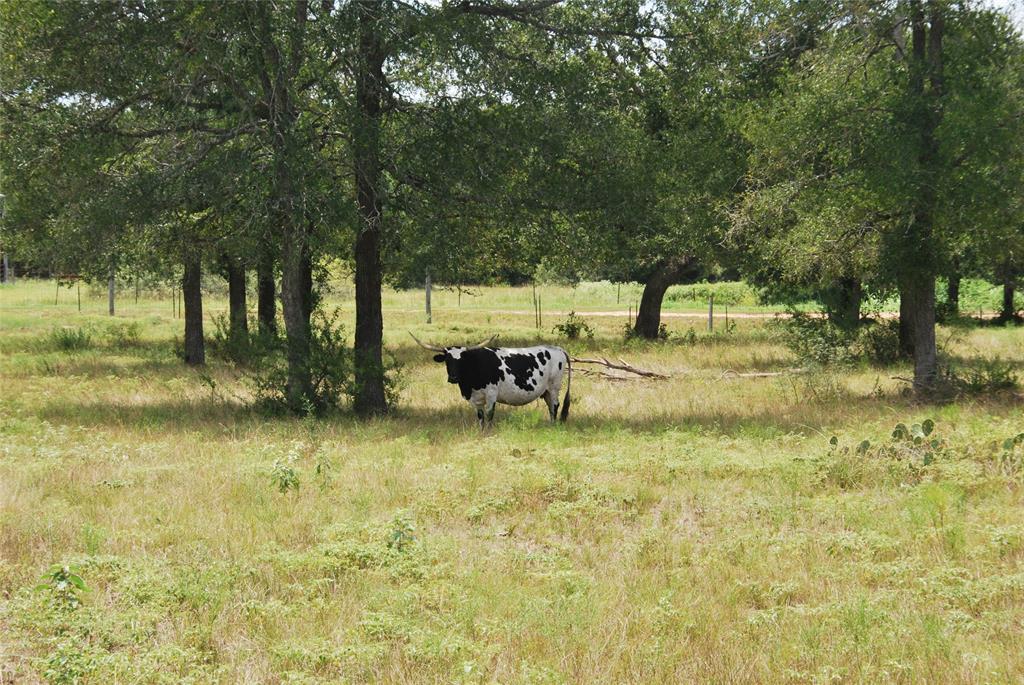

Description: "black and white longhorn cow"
411 333 571 427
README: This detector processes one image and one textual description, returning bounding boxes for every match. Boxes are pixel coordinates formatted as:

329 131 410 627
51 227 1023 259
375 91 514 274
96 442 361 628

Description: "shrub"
622 322 669 341
209 314 281 364
271 455 300 493
778 312 902 366
938 357 1019 397
677 327 698 345
553 311 593 340
994 433 1024 480
852 319 901 365
103 321 142 348
35 564 89 610
47 326 93 352
816 419 945 489
776 311 854 365
251 308 401 414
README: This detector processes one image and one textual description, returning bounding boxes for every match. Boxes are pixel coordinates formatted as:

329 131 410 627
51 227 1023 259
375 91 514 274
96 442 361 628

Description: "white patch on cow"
492 346 567 407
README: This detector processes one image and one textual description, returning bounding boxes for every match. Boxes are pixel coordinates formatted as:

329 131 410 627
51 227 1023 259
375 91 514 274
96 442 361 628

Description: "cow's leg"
470 391 488 430
541 390 558 422
484 388 498 428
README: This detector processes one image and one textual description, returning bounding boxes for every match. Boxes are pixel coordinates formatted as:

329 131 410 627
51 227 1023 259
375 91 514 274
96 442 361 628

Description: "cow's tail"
559 352 571 422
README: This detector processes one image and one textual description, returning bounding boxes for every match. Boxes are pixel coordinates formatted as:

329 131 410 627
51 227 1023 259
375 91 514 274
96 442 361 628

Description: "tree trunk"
633 258 696 340
182 254 205 366
1001 278 1017 321
898 0 943 397
352 0 388 415
108 271 115 316
823 277 862 332
280 238 313 410
903 275 937 394
946 271 960 316
257 253 276 334
224 254 248 339
249 0 311 411
899 288 915 359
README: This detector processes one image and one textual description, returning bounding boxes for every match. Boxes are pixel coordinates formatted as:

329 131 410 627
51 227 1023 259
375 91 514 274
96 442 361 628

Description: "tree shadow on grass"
32 387 1023 444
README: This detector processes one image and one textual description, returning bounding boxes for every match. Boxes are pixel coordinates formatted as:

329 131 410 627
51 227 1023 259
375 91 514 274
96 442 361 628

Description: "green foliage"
665 281 760 308
209 314 280 365
622 322 669 342
271 454 300 494
818 419 945 489
552 311 593 340
102 321 141 349
994 433 1024 480
677 327 698 345
46 327 93 352
939 358 1019 397
778 312 900 366
853 319 902 365
35 565 88 610
776 313 853 365
44 640 99 685
387 512 416 553
252 309 354 415
252 308 403 415
314 450 334 492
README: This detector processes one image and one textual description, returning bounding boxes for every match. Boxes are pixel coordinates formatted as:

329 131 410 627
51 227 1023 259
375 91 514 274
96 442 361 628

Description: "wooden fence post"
425 270 432 324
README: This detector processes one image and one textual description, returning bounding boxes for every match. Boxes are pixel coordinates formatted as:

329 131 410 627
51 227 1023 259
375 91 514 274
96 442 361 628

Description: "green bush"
817 419 945 489
778 312 901 366
939 357 1019 397
251 308 401 415
622 321 669 341
553 311 593 340
851 319 901 365
47 326 93 352
775 312 854 365
103 321 142 348
209 313 280 364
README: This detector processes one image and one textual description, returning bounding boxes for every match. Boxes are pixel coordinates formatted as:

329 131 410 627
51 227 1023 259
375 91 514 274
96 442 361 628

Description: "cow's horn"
409 332 445 352
465 335 497 350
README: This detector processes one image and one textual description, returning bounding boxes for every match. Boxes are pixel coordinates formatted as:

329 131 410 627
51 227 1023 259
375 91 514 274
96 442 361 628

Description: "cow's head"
410 333 496 385
432 348 463 384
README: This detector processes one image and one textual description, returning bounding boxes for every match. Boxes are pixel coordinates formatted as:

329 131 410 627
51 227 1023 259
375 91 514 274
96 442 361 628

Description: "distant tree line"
1 0 1021 408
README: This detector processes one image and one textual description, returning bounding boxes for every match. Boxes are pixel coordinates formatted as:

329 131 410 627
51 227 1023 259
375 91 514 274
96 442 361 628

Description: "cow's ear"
433 353 446 363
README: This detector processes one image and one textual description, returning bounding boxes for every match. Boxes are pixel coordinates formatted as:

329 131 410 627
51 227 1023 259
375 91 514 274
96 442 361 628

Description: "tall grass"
0 278 1022 683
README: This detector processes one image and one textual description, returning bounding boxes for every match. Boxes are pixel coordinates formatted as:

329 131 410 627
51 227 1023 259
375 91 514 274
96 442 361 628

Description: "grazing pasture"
1 279 1023 684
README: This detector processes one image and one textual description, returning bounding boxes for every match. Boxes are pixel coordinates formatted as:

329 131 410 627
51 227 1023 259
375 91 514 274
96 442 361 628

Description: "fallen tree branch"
572 357 670 379
719 368 806 379
575 368 631 381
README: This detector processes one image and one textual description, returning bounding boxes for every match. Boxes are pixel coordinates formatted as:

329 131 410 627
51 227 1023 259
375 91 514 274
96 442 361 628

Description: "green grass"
2 279 1023 683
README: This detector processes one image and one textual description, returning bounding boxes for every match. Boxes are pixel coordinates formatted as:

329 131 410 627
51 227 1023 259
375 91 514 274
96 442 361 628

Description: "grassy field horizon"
2 278 1023 683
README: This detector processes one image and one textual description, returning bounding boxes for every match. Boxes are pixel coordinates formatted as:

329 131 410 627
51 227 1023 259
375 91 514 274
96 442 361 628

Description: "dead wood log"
571 356 670 379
